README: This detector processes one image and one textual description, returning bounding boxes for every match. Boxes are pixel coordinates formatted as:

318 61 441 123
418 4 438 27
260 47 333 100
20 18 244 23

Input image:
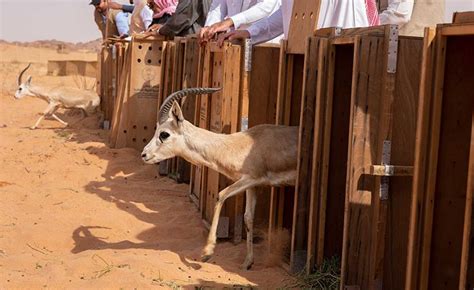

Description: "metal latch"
365 140 413 200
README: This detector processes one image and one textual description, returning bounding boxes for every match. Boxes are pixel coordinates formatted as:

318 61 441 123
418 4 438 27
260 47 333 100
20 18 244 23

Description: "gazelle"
142 88 298 269
14 64 101 129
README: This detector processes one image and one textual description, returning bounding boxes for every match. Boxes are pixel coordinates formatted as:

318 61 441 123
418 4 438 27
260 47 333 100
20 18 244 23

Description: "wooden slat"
453 11 474 24
287 0 321 54
460 107 474 289
293 36 321 273
440 24 474 36
405 27 437 290
426 34 474 290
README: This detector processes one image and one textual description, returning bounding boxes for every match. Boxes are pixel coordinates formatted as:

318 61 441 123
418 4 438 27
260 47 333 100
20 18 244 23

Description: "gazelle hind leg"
202 177 261 262
241 187 257 270
31 103 58 129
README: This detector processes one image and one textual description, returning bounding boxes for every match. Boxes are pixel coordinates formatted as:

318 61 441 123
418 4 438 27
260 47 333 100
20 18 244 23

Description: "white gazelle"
14 64 101 129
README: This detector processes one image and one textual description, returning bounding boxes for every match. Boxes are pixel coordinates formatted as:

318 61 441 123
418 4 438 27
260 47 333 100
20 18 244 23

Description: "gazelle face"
14 77 32 99
141 102 185 164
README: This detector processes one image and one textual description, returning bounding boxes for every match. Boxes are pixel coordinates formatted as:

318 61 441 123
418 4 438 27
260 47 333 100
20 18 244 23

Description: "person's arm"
230 0 279 29
141 6 153 29
121 4 134 13
159 0 197 37
246 5 283 45
204 0 227 26
379 0 414 26
94 10 106 39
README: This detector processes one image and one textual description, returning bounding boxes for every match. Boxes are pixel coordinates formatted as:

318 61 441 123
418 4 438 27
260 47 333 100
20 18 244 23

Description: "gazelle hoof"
201 254 212 262
29 126 36 130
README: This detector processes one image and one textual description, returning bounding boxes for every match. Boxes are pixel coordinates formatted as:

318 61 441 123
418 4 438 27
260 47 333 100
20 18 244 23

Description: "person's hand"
217 30 251 47
205 18 234 40
107 1 123 10
199 26 210 45
146 24 162 33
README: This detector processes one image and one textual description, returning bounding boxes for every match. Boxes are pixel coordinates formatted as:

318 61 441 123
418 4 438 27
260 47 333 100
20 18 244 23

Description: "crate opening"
321 44 354 264
428 35 474 290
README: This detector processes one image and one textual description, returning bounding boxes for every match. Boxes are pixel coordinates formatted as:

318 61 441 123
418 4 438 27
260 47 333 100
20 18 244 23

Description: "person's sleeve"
204 0 227 26
246 6 283 45
94 10 106 38
230 0 279 29
159 0 195 37
141 6 153 29
379 0 414 26
121 4 134 13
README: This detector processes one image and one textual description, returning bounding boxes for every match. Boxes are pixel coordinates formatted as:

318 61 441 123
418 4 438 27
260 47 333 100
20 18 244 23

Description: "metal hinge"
244 39 252 72
366 140 413 200
387 25 399 73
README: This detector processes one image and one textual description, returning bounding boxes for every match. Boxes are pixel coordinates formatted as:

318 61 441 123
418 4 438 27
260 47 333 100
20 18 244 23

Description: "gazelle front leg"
31 102 58 129
241 187 257 270
201 177 260 262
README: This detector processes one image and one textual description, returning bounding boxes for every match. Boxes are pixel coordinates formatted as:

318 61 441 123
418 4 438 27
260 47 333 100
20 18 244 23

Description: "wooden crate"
98 39 129 128
110 36 165 151
194 40 280 241
405 23 474 290
338 26 422 290
156 38 186 179
299 27 392 276
99 42 115 123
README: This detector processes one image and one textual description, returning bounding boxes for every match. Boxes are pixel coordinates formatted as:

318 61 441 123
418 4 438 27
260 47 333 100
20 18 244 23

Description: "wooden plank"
293 36 321 273
440 24 474 36
426 35 474 290
303 36 324 274
418 30 448 290
381 36 422 290
317 41 354 271
124 39 163 151
287 0 321 54
110 46 131 147
405 27 437 290
460 108 474 289
453 11 474 24
342 35 375 290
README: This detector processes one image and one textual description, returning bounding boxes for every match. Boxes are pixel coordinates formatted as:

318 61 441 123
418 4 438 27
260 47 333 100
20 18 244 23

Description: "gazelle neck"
179 120 241 180
27 85 51 103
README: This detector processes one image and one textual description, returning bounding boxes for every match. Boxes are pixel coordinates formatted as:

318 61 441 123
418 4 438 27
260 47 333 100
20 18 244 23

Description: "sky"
1 0 474 43
0 0 103 43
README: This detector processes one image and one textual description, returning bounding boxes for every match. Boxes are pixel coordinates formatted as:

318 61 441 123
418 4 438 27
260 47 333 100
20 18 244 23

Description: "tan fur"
142 102 298 269
15 74 101 129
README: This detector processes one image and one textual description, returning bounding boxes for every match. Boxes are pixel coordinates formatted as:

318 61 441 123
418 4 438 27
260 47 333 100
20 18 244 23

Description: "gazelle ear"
170 101 184 125
25 76 32 86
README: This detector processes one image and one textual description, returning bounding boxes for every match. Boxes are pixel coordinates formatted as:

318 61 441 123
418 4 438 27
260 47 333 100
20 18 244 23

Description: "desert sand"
0 43 291 289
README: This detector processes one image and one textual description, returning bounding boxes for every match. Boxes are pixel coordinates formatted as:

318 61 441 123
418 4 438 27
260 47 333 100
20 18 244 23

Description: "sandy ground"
0 45 291 288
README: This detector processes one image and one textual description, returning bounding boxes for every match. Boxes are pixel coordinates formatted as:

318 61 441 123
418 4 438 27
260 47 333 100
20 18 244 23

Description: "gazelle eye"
159 131 170 142
18 87 22 91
